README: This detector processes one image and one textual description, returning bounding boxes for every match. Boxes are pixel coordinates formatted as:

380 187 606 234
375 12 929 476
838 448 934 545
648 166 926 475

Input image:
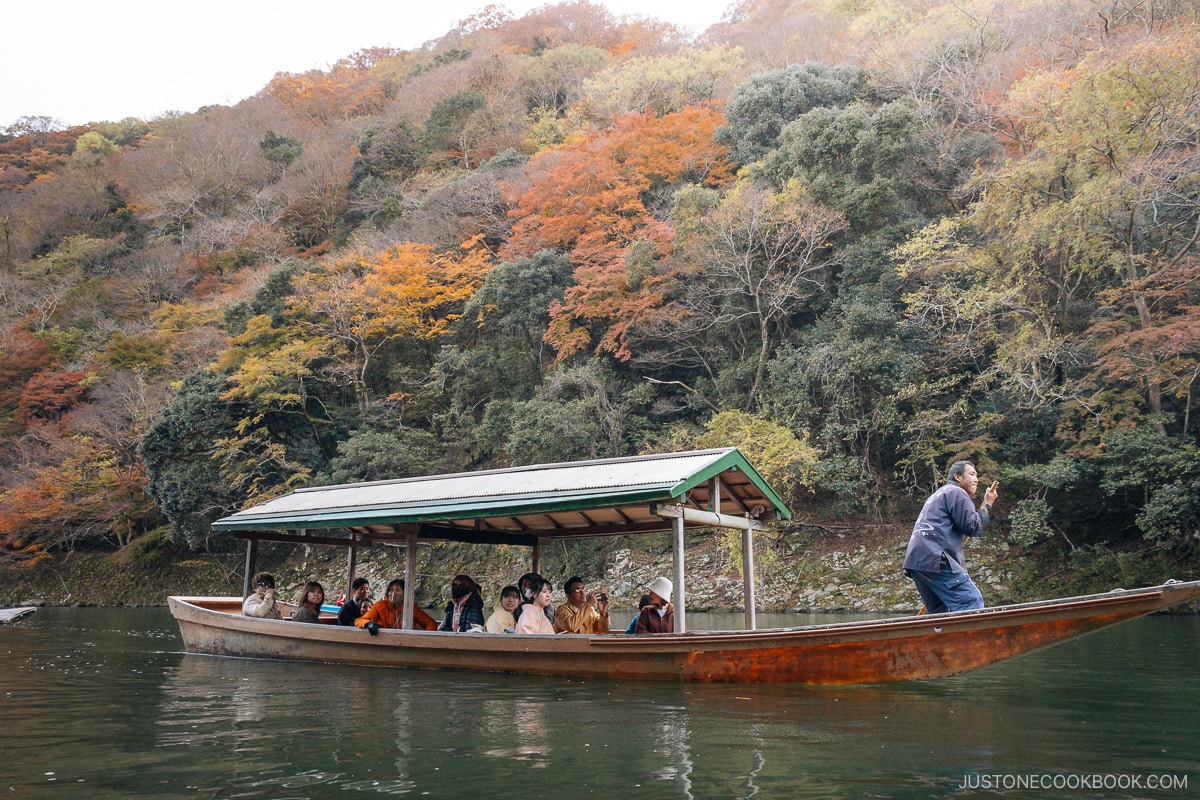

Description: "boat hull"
169 581 1200 684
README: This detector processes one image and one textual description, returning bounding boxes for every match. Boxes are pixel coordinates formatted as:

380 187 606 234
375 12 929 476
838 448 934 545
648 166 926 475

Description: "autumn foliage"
504 106 733 360
4 4 1200 569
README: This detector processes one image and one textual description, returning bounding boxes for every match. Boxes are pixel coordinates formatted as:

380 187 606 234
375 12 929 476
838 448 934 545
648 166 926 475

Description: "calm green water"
1 608 1196 799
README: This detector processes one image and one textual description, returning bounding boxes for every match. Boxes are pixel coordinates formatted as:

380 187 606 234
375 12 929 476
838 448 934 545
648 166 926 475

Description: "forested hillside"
3 0 1200 584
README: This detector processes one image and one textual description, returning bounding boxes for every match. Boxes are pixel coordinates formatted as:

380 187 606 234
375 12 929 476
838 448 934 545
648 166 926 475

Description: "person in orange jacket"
355 578 437 634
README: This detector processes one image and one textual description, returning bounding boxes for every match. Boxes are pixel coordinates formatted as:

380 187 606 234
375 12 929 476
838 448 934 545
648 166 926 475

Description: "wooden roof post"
708 476 721 512
532 538 541 575
242 536 258 598
673 513 686 633
403 528 417 631
742 520 757 631
345 537 358 601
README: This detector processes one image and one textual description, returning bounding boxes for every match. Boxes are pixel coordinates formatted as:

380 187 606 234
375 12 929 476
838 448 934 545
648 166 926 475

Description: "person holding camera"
243 572 283 619
554 576 611 634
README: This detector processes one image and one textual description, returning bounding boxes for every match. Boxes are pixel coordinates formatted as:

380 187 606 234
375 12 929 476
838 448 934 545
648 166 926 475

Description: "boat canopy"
215 448 790 632
214 447 789 541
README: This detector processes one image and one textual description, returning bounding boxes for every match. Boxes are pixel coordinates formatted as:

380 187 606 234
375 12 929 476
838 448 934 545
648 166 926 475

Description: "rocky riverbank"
598 526 1018 613
0 523 1024 613
6 509 1196 613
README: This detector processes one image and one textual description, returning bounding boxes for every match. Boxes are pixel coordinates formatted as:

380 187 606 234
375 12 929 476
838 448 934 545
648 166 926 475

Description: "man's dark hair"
563 576 583 593
947 460 974 482
352 577 369 590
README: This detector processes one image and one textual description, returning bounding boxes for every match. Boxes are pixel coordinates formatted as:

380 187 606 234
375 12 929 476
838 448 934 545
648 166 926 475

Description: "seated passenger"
337 577 372 626
633 576 676 633
440 574 485 632
625 594 652 634
515 571 555 626
517 572 538 603
243 571 282 619
355 578 438 634
554 576 611 634
292 581 325 624
485 585 521 633
514 577 556 635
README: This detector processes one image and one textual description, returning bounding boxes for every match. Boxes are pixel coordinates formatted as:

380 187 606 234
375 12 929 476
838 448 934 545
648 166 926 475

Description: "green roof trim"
668 447 788 515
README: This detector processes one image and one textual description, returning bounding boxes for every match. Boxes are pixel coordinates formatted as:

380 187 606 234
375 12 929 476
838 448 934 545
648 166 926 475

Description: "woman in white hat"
633 576 675 633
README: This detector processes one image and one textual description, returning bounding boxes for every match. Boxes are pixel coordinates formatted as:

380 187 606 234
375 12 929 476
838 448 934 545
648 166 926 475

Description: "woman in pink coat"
515 577 556 635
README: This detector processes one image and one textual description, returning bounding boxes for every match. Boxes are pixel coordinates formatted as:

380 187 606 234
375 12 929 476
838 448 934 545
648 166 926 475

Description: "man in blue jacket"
903 461 999 614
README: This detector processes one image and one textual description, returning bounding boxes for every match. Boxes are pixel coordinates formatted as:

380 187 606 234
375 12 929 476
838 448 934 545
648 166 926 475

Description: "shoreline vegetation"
6 6 1200 613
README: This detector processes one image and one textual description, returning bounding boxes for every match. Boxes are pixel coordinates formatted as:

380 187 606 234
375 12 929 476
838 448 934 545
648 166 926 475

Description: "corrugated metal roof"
212 448 790 542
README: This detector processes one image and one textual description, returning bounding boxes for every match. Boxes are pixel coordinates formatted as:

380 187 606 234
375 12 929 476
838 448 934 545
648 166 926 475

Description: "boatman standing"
903 461 998 614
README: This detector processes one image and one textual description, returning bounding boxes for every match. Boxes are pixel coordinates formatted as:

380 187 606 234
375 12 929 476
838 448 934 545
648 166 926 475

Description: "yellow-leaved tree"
216 238 493 503
686 410 821 575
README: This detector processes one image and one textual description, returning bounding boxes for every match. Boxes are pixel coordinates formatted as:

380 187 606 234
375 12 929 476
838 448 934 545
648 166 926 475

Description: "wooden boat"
169 580 1200 684
0 606 37 624
169 449 1200 684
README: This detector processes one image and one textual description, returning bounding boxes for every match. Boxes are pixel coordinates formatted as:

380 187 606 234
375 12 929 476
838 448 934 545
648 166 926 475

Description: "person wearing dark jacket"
337 577 372 626
903 460 999 614
634 576 676 633
440 574 486 632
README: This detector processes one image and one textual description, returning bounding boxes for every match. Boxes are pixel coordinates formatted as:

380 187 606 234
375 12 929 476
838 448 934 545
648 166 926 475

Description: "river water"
1 608 1196 799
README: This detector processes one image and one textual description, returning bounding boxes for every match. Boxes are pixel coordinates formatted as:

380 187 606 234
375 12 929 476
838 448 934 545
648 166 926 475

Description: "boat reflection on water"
508 698 550 765
153 644 1060 799
654 707 695 798
155 654 780 796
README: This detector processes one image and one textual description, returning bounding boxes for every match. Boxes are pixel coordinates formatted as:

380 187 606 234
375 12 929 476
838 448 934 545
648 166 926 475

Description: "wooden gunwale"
594 586 1176 647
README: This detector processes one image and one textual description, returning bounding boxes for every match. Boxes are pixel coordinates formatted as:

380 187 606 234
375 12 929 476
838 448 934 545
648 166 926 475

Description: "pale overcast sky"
2 0 736 129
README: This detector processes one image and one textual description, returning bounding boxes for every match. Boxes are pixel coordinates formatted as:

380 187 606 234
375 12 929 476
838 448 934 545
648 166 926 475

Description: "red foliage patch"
17 369 90 425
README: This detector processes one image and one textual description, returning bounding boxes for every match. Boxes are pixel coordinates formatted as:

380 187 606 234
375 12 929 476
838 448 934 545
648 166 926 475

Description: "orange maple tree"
224 238 494 418
0 441 153 559
266 66 387 124
16 369 90 425
0 329 51 428
502 105 733 361
0 123 93 183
